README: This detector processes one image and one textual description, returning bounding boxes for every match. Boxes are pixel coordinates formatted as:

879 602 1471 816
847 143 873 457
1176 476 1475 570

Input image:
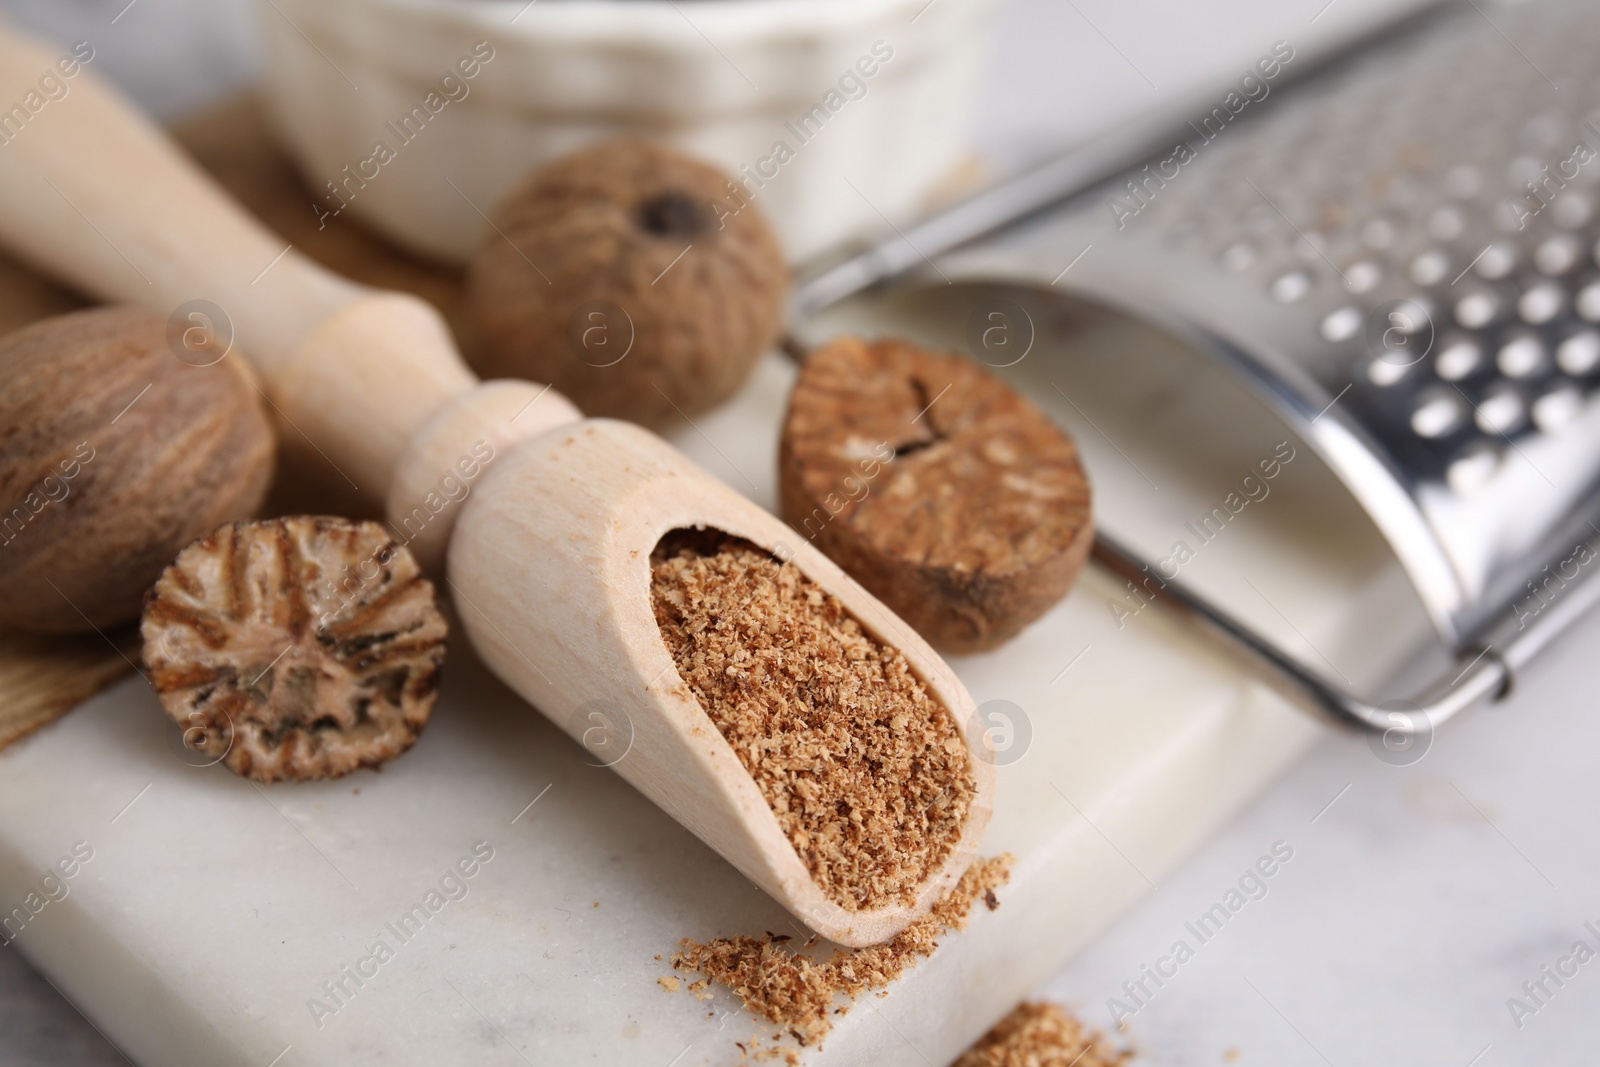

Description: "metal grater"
795 0 1600 734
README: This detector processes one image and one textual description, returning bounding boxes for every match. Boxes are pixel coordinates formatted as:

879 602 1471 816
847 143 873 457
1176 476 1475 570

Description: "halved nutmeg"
140 517 447 782
780 337 1093 654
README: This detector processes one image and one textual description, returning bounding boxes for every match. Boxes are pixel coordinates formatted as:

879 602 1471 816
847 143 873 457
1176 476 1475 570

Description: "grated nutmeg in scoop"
141 517 447 782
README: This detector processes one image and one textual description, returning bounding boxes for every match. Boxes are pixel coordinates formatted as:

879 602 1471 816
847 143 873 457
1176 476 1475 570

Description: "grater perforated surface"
937 0 1600 646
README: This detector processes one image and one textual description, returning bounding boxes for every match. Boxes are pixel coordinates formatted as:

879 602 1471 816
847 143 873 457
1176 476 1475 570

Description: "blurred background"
9 0 1600 1064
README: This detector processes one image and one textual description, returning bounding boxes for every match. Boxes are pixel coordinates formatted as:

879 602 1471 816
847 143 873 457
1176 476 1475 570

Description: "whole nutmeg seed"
0 306 275 634
780 337 1093 654
465 138 789 427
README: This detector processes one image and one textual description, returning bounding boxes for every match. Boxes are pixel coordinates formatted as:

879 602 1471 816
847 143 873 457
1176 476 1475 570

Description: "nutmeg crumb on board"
954 1002 1133 1067
746 1039 801 1066
649 530 976 913
669 854 1012 1048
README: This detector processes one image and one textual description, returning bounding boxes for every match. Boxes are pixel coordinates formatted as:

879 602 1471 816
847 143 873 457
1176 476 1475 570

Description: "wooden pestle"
0 24 993 946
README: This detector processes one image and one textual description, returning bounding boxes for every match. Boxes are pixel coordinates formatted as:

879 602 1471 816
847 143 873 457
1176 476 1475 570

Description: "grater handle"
1088 531 1600 740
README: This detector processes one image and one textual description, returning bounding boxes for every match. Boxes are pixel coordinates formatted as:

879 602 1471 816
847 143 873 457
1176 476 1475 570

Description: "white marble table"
11 1 1598 1065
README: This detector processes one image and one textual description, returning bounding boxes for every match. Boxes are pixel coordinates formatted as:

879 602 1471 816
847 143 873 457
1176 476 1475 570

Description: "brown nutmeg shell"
779 337 1093 654
0 306 275 634
464 138 789 427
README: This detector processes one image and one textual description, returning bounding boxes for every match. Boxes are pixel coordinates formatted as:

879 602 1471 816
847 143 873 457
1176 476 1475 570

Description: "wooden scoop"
0 25 992 946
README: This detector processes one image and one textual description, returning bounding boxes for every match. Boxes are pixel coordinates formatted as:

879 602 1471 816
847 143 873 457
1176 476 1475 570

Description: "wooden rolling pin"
0 24 992 946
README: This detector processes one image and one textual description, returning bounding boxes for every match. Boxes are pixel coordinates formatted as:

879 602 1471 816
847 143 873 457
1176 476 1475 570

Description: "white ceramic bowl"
257 0 1002 265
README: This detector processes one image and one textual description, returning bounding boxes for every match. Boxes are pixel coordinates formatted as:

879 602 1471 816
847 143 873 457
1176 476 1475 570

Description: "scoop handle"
0 22 578 515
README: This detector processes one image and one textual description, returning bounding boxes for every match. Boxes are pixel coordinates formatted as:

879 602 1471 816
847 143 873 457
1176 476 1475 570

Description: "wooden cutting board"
0 94 469 751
